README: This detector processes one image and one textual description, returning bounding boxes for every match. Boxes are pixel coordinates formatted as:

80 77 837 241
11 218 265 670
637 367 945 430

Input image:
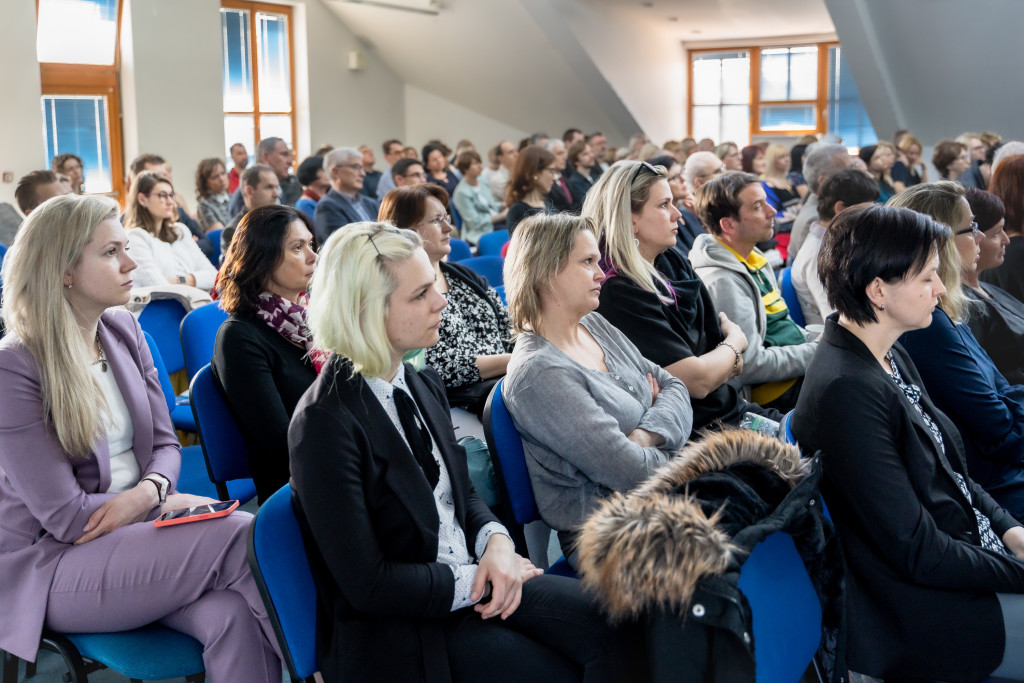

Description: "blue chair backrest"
477 230 509 257
448 238 472 262
190 364 251 492
138 299 188 375
247 484 318 681
207 228 224 265
180 303 229 379
460 255 505 287
493 285 506 305
143 330 177 414
482 379 540 524
0 243 7 271
778 267 806 327
737 531 823 683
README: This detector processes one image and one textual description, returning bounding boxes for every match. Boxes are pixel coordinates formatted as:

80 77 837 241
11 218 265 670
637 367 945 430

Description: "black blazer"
545 175 577 214
288 357 499 683
312 188 380 245
211 312 318 503
792 316 1024 681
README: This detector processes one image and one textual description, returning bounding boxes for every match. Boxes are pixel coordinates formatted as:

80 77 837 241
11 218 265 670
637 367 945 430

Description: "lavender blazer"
0 310 181 661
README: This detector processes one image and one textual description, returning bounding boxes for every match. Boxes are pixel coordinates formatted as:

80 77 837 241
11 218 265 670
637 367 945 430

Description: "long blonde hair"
887 181 973 322
2 194 118 460
307 222 422 378
581 161 672 304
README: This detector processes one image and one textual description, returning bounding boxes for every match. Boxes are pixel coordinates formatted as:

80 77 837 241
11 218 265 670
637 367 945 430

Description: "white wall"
0 3 46 208
404 85 528 152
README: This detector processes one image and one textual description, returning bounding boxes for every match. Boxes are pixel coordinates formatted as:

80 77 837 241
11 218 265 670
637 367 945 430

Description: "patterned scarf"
256 291 328 374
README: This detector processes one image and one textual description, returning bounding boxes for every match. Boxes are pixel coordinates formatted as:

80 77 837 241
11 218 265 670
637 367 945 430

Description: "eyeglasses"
146 192 175 202
631 161 660 184
666 173 683 183
955 221 980 237
337 163 366 173
421 215 452 228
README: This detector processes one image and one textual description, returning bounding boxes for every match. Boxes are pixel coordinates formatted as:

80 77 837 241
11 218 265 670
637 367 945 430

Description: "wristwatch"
143 473 170 503
177 276 187 285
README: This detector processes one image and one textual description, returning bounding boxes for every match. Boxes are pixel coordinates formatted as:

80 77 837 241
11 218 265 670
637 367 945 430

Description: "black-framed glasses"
955 221 980 237
631 161 660 184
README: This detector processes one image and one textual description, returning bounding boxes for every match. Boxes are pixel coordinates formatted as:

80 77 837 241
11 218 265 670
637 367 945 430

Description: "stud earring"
879 303 886 311
65 283 72 289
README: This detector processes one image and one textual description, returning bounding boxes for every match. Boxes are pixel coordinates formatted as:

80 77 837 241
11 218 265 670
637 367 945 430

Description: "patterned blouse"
886 351 1010 556
425 274 513 388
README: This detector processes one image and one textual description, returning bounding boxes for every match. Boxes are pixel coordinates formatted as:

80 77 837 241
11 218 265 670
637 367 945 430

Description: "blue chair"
448 238 472 262
189 364 258 503
247 484 318 682
180 302 229 379
736 531 823 683
778 267 806 327
0 243 7 272
493 285 506 305
138 299 188 376
482 380 575 577
450 204 464 231
477 230 509 257
206 228 224 266
460 255 505 287
143 331 195 433
2 624 204 683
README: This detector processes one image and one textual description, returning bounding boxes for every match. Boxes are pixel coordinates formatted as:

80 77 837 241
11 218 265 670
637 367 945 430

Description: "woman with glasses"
505 146 557 235
124 171 217 291
502 212 692 571
289 221 643 682
379 185 513 415
892 182 1024 520
715 142 742 172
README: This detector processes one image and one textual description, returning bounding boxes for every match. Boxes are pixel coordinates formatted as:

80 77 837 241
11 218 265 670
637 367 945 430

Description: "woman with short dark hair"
212 204 320 503
933 139 971 181
793 203 1024 682
981 155 1024 303
423 144 459 198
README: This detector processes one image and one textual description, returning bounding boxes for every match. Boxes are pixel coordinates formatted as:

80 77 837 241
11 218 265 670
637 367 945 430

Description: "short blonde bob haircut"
887 181 973 323
307 221 422 378
504 212 595 334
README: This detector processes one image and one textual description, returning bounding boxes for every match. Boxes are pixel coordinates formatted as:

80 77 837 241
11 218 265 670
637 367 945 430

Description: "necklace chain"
94 332 108 372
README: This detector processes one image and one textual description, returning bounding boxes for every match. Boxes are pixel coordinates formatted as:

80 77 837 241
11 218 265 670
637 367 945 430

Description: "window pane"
692 59 722 106
721 56 750 104
691 106 721 144
721 105 751 147
759 104 817 131
259 114 293 150
256 12 292 113
827 47 877 148
789 46 818 100
37 0 118 65
41 95 112 194
759 48 790 101
221 8 253 112
224 115 255 165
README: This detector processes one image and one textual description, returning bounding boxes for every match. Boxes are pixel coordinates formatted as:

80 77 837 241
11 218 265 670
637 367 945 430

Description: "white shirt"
365 364 507 610
91 361 140 493
790 220 832 326
481 167 510 207
128 223 218 291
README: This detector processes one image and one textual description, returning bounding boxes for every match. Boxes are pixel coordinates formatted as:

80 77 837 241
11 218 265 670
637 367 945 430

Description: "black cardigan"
288 357 499 683
210 311 318 503
792 316 1024 681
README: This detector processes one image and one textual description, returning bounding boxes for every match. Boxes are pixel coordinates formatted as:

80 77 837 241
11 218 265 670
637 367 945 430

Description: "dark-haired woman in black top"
212 205 321 502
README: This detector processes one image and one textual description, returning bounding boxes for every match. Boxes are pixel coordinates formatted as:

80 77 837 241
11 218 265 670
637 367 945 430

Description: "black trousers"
444 574 647 683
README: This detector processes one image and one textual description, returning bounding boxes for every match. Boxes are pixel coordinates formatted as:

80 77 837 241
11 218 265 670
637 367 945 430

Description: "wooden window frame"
36 1 126 202
688 40 839 140
220 0 298 160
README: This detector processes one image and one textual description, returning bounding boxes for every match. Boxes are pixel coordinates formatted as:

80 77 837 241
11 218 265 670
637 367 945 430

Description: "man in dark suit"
544 139 577 213
313 147 380 244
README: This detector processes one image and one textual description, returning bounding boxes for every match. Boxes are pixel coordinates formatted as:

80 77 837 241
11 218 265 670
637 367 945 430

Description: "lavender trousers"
43 511 282 683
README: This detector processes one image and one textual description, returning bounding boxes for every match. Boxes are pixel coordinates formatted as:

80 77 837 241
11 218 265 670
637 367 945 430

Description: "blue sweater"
900 308 1024 520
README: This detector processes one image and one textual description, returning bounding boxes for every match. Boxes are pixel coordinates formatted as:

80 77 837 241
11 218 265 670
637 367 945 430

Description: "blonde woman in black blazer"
792 205 1024 682
288 222 641 683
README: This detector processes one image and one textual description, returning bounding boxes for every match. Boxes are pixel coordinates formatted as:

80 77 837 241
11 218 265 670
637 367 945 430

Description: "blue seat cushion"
61 624 204 680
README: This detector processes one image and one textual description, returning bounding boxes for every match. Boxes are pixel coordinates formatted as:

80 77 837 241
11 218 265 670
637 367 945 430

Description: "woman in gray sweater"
502 213 693 569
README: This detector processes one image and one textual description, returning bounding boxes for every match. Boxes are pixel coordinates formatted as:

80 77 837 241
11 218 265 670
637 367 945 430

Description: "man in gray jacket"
690 171 817 412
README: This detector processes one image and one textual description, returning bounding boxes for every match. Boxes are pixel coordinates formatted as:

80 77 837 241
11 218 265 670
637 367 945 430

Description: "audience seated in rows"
127 153 213 259
893 182 1024 520
793 204 1024 683
962 187 1024 385
290 221 643 682
228 137 300 216
124 171 217 292
212 205 320 503
791 167 880 325
788 143 855 263
294 155 330 221
981 155 1024 303
690 171 818 412
194 157 231 232
585 160 787 433
313 147 380 245
221 164 282 256
0 194 282 681
451 151 506 245
502 213 693 571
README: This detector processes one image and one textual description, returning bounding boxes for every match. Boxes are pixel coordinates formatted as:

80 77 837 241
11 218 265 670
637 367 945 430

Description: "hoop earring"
634 238 640 248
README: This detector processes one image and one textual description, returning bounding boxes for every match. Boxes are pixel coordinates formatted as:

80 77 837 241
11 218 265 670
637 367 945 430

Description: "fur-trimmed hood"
576 429 810 621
